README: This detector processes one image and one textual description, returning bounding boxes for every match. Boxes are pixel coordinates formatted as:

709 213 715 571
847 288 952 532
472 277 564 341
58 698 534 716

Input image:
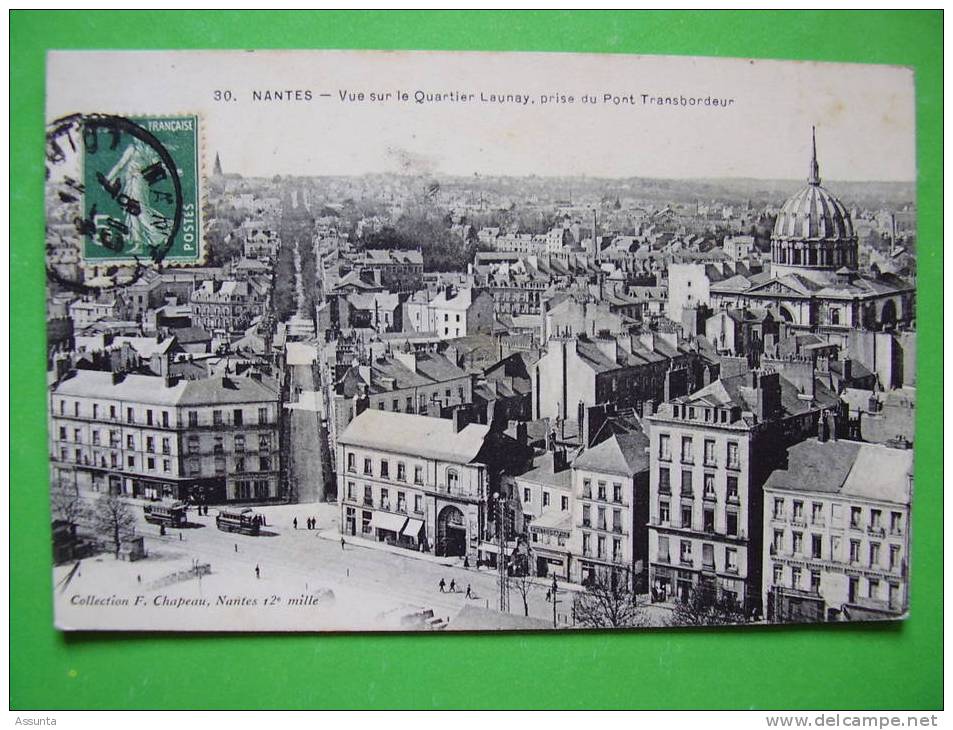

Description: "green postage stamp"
47 113 201 272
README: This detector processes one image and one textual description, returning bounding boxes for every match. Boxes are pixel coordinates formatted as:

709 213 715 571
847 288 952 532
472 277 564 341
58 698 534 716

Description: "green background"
10 10 942 710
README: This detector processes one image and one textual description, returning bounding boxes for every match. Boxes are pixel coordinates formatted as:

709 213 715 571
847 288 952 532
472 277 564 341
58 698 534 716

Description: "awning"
400 518 425 539
369 512 407 533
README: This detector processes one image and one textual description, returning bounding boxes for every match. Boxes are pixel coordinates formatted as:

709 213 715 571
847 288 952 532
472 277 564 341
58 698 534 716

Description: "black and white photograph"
44 49 917 632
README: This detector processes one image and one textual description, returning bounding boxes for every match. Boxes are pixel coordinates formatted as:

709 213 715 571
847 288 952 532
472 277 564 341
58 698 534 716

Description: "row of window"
372 387 468 414
581 479 625 503
346 453 431 486
58 448 174 474
581 504 626 534
55 402 272 427
772 498 904 535
658 497 741 537
656 537 740 573
658 467 740 500
771 563 902 607
234 479 272 501
772 529 904 571
580 532 625 563
658 434 741 468
521 486 569 511
344 481 425 514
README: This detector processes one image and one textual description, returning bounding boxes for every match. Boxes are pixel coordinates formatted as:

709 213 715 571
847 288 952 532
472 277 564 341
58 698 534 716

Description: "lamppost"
494 491 509 613
551 572 558 629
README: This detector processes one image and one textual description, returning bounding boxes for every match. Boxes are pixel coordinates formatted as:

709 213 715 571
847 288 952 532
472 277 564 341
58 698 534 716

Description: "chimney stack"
453 406 472 433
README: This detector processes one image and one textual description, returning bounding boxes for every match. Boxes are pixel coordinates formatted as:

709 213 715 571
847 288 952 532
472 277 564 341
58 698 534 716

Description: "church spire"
808 126 820 185
213 152 223 177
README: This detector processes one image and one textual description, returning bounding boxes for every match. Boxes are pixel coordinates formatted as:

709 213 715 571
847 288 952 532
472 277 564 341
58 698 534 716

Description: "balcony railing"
680 556 694 567
867 526 886 538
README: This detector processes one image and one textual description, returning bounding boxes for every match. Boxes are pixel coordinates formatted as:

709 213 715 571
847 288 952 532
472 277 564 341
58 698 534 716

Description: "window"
830 535 841 560
703 508 715 533
146 410 154 426
658 468 670 493
258 407 268 424
346 482 355 501
727 476 739 501
583 479 592 498
213 436 224 455
612 538 622 562
773 564 783 585
127 455 135 468
889 545 900 570
681 436 693 463
726 511 738 537
773 529 783 551
597 536 606 559
831 503 843 526
681 470 693 496
213 410 223 426
146 436 155 453
704 439 716 465
363 458 372 476
582 505 591 527
543 491 551 507
582 532 591 556
702 543 714 569
414 466 424 485
414 495 423 513
870 509 882 531
162 411 169 428
890 511 903 535
849 539 861 563
726 547 738 573
850 507 862 528
597 507 606 530
92 431 100 446
446 469 459 491
92 404 99 419
396 491 406 513
791 566 802 589
597 481 606 501
810 570 821 593
397 462 406 482
380 487 390 510
870 542 880 567
561 496 569 511
703 473 715 499
868 578 880 600
188 411 198 427
659 434 671 460
793 500 804 523
162 437 171 455
680 540 692 564
347 453 356 472
59 426 67 440
110 405 117 420
233 409 243 426
811 502 823 524
658 536 670 563
792 531 803 554
613 483 622 503
126 407 134 424
659 498 670 524
380 460 390 479
163 459 171 473
812 534 822 559
727 441 739 468
126 434 135 449
363 485 373 506
681 505 692 530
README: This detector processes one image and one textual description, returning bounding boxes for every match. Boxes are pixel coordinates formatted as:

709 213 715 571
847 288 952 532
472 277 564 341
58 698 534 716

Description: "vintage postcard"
45 50 917 632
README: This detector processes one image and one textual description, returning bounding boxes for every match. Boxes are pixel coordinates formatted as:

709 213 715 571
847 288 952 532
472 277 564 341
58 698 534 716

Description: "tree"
573 571 648 629
50 485 88 530
508 568 537 617
93 494 137 559
667 583 749 627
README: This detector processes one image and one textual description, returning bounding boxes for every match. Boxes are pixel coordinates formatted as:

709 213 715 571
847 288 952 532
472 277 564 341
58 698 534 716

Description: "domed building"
709 129 915 336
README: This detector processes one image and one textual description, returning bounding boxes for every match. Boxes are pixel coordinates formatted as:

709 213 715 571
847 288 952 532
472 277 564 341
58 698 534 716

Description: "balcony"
380 501 391 511
612 525 624 535
679 556 694 567
791 517 807 527
363 497 373 507
726 460 741 471
867 526 886 538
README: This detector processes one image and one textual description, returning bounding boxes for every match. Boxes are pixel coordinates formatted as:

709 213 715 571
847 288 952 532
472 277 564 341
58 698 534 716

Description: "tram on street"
215 508 262 536
143 502 189 527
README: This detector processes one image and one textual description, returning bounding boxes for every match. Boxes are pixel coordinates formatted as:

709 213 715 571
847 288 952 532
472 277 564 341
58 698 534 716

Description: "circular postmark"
45 113 186 294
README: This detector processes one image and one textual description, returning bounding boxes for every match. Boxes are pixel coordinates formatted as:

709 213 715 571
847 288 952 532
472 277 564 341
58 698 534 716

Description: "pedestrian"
545 589 551 602
449 579 456 593
159 523 166 536
340 537 346 550
438 578 446 593
234 543 238 553
255 565 260 579
463 556 469 569
293 517 298 530
465 584 471 599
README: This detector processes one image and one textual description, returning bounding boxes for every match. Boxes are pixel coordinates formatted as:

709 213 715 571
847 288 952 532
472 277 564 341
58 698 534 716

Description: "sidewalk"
317 530 586 593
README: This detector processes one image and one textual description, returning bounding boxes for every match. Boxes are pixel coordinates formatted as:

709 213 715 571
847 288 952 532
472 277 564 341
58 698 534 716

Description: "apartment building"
49 370 281 503
646 369 842 614
762 438 913 622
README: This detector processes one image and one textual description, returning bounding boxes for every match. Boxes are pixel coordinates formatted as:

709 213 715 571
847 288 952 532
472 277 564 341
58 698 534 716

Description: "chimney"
453 407 472 433
755 371 782 422
817 411 829 443
577 400 586 448
516 421 528 447
393 348 417 373
841 357 852 383
553 448 569 473
163 374 179 388
644 399 656 416
111 371 125 385
664 368 688 402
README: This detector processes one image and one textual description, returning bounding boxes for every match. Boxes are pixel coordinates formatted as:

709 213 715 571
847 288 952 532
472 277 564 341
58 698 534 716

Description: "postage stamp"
46 113 202 284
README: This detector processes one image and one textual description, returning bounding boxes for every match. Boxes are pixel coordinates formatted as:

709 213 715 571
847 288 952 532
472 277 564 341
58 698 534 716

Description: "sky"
47 50 916 182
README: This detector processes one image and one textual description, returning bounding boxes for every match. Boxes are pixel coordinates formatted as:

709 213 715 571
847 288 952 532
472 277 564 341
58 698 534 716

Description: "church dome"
772 183 855 241
770 129 858 276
